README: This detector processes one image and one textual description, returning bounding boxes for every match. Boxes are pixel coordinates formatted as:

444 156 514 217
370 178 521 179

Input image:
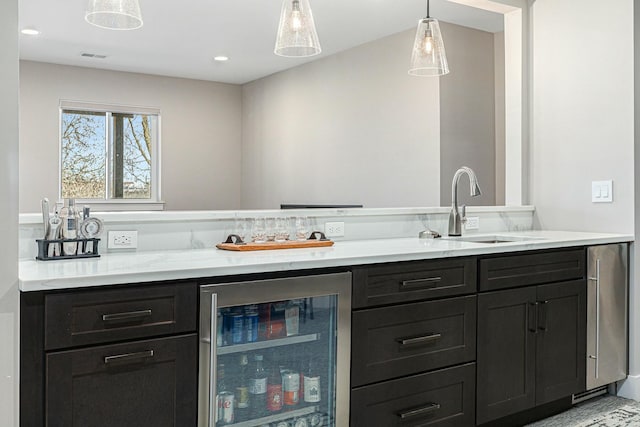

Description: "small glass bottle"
235 354 250 422
248 354 267 418
59 198 80 255
266 361 283 413
303 357 321 403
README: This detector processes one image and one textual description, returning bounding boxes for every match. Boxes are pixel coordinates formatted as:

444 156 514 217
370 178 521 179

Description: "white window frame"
59 100 164 211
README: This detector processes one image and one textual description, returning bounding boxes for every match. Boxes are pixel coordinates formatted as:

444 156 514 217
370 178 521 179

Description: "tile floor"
526 395 640 427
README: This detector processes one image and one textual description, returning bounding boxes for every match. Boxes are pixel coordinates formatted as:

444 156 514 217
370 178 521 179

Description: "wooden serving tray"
217 239 334 251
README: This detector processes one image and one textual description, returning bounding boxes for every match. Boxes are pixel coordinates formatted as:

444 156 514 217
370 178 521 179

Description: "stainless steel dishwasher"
584 244 628 396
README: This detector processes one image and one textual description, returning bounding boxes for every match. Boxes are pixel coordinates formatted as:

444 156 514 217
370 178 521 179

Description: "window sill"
68 200 165 212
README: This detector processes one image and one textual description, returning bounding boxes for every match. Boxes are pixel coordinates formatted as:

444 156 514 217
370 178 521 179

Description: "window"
59 101 161 209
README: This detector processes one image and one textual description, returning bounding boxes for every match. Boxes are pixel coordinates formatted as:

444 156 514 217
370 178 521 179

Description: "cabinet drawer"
352 257 476 308
351 295 476 386
46 334 197 427
479 249 585 292
351 363 475 427
45 282 197 350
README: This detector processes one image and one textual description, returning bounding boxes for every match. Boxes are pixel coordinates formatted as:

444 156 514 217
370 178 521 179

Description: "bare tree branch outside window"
61 109 156 200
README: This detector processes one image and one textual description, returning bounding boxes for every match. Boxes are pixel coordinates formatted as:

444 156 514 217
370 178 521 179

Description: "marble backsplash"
19 206 535 260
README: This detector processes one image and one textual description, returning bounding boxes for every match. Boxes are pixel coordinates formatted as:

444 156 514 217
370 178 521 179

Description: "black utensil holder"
36 238 101 261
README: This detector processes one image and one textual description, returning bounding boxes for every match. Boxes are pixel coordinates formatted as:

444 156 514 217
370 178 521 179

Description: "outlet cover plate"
108 230 138 249
325 222 345 238
465 217 480 230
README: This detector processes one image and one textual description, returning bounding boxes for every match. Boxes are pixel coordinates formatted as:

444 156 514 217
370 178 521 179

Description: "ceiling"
19 0 504 85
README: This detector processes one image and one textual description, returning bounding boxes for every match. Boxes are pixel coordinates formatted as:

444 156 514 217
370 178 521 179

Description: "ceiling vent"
81 53 107 59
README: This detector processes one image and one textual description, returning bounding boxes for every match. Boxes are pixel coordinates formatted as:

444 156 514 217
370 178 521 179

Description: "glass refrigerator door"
199 273 351 427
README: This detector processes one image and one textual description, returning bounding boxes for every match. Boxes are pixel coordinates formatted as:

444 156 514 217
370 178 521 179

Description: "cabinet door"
536 280 586 404
46 334 197 427
351 363 475 427
352 295 476 387
477 287 537 425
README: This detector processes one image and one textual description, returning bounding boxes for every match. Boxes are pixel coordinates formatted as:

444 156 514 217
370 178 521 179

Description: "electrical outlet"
325 222 345 238
465 217 480 230
108 230 138 249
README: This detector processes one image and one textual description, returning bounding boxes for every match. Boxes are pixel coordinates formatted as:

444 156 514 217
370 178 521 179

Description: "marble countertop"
19 230 633 292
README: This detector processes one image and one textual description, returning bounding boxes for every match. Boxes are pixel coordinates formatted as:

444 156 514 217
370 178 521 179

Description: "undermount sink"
443 235 545 244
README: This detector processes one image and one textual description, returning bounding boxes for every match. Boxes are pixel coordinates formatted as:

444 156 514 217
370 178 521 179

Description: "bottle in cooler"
266 361 283 412
235 353 250 422
248 354 267 418
303 357 321 403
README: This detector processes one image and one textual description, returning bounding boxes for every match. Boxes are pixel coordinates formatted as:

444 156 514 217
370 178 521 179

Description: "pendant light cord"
426 0 430 18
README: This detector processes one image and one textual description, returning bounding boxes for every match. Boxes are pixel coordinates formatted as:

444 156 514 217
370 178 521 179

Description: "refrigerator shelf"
226 405 319 427
215 333 320 355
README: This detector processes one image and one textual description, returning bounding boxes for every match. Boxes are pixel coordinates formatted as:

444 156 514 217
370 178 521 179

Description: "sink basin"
443 235 544 244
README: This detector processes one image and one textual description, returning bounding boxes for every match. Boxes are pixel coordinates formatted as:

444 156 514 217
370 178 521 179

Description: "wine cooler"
199 272 351 427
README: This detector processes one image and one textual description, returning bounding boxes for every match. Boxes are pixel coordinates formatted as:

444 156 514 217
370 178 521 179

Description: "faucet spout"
448 166 481 236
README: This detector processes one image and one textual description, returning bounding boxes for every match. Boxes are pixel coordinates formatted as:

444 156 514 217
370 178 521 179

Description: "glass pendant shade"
274 0 321 57
408 17 449 77
85 0 143 30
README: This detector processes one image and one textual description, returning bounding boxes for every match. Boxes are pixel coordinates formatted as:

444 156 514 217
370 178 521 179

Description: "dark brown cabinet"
21 281 198 427
352 295 476 387
46 334 197 427
351 363 476 427
351 258 478 427
476 279 586 425
352 257 476 308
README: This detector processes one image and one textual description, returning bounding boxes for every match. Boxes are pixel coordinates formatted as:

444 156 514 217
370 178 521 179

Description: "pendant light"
408 0 449 77
85 0 143 30
274 0 321 57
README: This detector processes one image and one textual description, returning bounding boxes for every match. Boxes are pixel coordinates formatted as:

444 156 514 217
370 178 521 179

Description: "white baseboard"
617 375 640 401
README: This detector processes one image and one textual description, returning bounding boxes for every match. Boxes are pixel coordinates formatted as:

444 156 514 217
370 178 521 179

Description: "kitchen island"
18 230 633 427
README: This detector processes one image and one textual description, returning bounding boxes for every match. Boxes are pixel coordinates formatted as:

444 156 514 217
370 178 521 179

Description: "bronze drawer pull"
397 333 442 346
104 350 154 365
397 403 441 419
538 300 549 331
401 277 442 289
102 309 152 322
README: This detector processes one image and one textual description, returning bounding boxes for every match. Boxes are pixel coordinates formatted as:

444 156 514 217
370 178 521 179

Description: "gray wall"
242 22 499 210
0 0 20 422
531 0 633 233
242 27 440 209
440 23 497 207
531 0 636 396
19 61 243 212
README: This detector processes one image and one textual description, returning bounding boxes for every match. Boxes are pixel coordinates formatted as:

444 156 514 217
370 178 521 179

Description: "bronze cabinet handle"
104 350 154 365
397 403 441 419
396 333 442 346
401 277 442 289
538 300 549 331
102 309 152 322
528 302 539 333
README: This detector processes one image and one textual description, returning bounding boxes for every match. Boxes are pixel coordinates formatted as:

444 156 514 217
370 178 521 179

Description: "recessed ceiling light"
214 56 229 62
21 28 40 36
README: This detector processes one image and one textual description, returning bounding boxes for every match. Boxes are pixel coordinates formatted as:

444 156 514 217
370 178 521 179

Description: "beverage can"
275 422 290 427
282 370 300 406
229 312 244 344
216 312 224 347
235 385 249 409
217 391 234 424
308 412 323 427
245 311 259 343
303 375 320 403
294 417 309 427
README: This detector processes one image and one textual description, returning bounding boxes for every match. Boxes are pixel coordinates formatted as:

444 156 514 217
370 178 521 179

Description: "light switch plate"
592 180 613 203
